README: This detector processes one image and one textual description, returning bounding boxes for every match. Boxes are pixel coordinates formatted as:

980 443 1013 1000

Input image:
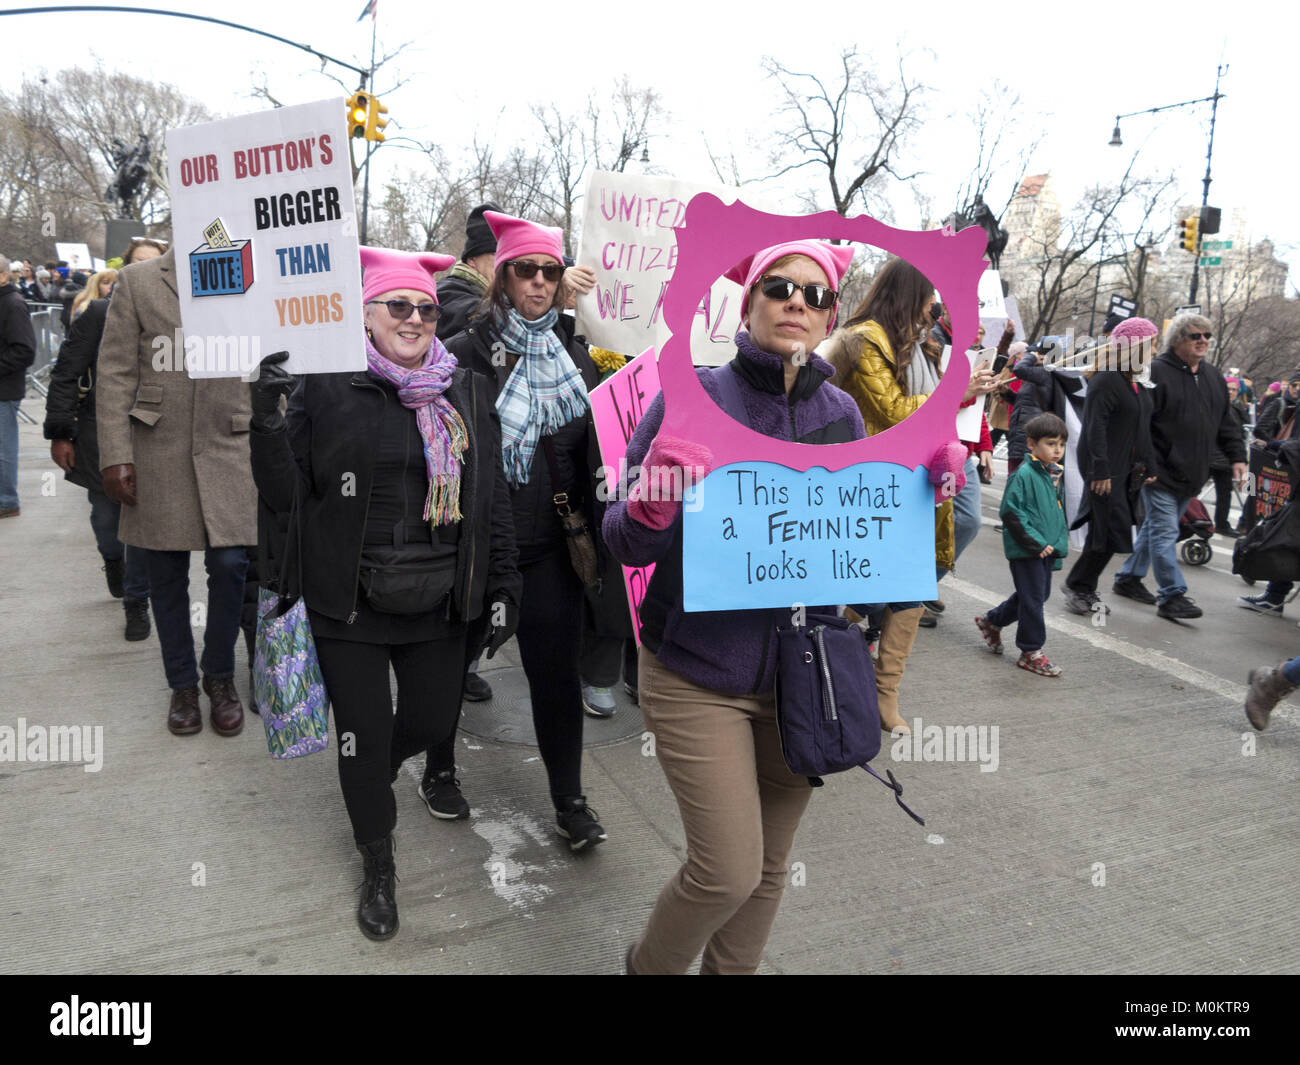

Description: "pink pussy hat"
1109 316 1158 342
724 240 857 329
361 246 455 304
485 211 565 271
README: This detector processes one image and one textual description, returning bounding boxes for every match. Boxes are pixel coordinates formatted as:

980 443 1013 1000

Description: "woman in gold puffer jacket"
824 258 992 734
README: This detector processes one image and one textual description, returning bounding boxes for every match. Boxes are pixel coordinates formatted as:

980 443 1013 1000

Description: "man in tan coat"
97 248 257 736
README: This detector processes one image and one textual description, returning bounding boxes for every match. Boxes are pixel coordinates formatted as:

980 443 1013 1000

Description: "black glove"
249 350 295 431
483 599 519 659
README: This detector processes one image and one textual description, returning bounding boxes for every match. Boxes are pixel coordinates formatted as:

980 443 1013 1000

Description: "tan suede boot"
874 605 922 735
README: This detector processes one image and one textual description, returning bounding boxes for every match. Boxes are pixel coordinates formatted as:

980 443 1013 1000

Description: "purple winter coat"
603 337 865 695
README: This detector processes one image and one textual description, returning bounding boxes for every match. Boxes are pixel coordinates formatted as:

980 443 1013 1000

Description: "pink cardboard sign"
589 348 660 643
657 196 987 464
656 196 988 610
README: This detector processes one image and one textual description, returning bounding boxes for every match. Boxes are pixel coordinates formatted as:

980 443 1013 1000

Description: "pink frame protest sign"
590 348 660 643
659 195 988 611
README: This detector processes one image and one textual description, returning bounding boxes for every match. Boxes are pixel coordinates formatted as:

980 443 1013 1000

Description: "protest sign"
1249 449 1291 522
576 171 770 366
651 194 988 611
589 348 660 641
165 99 363 378
55 243 92 270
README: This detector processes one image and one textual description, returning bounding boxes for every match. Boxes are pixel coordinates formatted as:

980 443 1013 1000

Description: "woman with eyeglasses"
417 211 610 851
603 240 862 974
248 246 521 941
823 257 995 734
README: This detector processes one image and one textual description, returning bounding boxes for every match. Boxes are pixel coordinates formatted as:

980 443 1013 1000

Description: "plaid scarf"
364 334 468 525
493 307 590 486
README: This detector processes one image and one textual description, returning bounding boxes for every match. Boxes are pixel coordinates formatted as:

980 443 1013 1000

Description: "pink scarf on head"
364 334 468 525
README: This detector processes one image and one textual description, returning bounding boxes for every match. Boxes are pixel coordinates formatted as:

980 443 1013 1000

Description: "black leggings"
315 631 467 844
429 549 586 803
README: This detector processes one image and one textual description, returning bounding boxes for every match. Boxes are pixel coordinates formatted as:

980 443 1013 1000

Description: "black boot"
356 836 399 940
123 597 151 641
103 558 125 599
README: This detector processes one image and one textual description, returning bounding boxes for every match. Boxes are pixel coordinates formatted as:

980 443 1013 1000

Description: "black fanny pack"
359 536 455 615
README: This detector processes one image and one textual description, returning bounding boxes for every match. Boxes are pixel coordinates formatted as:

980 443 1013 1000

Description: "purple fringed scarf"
364 335 468 525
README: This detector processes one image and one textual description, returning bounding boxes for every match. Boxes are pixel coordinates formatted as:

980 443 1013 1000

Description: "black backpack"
1233 498 1300 582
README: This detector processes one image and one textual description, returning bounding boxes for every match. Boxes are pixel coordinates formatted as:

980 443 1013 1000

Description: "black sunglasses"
368 298 438 323
756 274 838 311
506 260 565 283
1186 331 1212 341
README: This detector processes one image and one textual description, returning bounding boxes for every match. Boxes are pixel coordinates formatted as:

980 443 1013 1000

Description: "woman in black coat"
249 247 521 942
43 241 165 638
420 210 611 853
1062 319 1159 614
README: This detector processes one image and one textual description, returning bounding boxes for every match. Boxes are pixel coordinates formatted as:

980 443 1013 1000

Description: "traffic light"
1179 215 1199 254
364 93 388 143
347 92 369 139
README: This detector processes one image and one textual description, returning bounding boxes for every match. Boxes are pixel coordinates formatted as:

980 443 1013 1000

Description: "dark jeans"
1210 467 1234 528
1066 547 1112 595
1263 580 1295 604
145 547 249 690
87 487 149 599
429 549 586 803
315 631 467 844
987 556 1055 653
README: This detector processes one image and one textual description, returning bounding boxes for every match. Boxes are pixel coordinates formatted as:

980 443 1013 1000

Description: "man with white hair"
1112 313 1246 620
0 255 37 517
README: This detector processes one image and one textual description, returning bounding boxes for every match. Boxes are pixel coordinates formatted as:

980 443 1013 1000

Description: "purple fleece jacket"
603 335 866 695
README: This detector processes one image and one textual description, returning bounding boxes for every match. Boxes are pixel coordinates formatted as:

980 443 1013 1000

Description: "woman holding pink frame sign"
603 239 863 974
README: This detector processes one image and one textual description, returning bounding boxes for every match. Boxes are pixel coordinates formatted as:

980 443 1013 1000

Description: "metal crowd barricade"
20 302 64 425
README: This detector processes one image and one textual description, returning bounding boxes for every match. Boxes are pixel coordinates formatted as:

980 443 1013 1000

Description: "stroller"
1178 498 1214 565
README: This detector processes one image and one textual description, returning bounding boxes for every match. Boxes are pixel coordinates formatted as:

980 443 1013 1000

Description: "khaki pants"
631 650 813 974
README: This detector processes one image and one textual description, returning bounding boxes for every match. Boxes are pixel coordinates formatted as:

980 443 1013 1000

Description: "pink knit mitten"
627 435 714 530
929 441 968 504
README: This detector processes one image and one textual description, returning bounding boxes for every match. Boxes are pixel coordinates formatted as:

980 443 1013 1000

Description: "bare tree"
1004 154 1177 337
760 47 925 216
0 68 208 258
952 83 1046 224
532 77 668 255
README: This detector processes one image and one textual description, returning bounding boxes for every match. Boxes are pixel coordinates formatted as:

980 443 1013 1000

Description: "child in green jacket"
975 413 1070 676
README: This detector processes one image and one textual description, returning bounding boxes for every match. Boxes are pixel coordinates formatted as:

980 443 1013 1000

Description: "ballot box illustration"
189 217 254 296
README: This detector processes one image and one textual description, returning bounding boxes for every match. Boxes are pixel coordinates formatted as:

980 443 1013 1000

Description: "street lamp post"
1108 63 1227 305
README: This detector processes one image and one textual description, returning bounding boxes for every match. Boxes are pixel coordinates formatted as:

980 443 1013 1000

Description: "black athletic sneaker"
419 769 470 820
1157 594 1203 620
463 672 492 702
555 796 607 852
1112 576 1157 605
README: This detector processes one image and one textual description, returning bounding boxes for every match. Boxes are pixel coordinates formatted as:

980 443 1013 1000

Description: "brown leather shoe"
168 686 202 736
202 675 245 737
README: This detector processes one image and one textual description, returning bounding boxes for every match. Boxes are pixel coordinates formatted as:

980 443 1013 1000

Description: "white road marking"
944 573 1299 727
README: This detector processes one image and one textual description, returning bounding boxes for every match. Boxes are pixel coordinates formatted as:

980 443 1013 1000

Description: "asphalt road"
1 420 1296 975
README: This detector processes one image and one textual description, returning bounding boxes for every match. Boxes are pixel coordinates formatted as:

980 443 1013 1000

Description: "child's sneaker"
1017 650 1062 677
974 614 1003 654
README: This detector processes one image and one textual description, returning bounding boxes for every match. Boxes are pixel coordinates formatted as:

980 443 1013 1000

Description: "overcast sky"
11 0 1293 288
